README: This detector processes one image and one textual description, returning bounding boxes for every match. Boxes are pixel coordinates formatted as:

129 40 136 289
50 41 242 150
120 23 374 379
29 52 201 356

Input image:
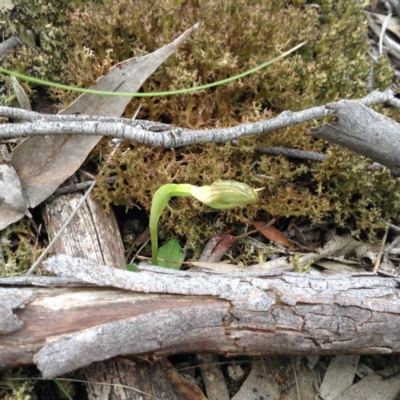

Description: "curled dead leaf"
251 220 292 248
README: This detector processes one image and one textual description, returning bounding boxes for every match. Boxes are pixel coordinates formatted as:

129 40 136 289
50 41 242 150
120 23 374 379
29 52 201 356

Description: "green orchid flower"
150 180 261 265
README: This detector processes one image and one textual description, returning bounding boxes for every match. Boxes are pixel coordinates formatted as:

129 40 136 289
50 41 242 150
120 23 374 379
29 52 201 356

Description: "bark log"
82 358 178 400
1 258 400 378
43 190 126 269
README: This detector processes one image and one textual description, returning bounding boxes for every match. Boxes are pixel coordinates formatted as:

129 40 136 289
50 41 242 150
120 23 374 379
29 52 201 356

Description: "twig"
384 220 400 234
109 103 143 152
383 233 400 264
256 147 393 173
0 90 399 148
292 357 301 400
373 225 389 273
128 238 150 265
48 177 116 201
235 218 277 240
26 180 97 275
256 146 327 162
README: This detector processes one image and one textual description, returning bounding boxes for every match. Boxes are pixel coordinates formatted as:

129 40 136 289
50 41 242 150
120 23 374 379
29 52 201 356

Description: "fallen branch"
1 255 400 378
0 90 398 149
308 101 400 175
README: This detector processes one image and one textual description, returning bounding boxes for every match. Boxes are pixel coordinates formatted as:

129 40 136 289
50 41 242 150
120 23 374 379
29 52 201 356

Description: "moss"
0 0 107 103
50 0 381 118
312 146 400 234
0 380 33 400
1 0 398 259
0 368 35 400
1 0 69 82
1 219 45 276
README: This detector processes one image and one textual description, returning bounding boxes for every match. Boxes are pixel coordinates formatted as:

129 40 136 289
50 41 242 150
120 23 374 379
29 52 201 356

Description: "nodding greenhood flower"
150 180 261 266
190 180 260 209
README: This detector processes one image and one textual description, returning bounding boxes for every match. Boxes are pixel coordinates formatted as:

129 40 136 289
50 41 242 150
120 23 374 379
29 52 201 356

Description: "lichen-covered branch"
0 90 398 149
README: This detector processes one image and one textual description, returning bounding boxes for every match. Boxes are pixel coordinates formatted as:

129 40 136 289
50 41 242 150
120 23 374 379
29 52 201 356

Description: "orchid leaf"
158 239 183 270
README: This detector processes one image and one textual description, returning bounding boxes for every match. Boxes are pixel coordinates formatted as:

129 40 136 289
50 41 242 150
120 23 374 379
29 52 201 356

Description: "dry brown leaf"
233 359 319 400
159 357 207 400
199 234 238 263
252 220 292 248
231 361 281 400
12 23 199 209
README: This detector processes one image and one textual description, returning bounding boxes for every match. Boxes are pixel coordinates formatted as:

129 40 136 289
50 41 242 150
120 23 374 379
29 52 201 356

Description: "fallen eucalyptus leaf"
12 23 199 208
0 163 31 230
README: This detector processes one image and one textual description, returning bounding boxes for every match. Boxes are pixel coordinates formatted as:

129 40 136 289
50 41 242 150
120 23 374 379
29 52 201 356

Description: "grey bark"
1 257 400 378
43 191 126 269
308 101 400 175
83 358 178 400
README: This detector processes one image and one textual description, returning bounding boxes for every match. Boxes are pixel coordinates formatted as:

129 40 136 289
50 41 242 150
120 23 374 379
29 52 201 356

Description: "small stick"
48 177 116 201
292 357 301 400
256 146 327 162
373 226 389 273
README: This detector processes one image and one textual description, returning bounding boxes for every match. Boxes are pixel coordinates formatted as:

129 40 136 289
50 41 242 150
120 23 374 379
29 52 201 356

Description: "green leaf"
126 264 139 272
53 379 73 400
158 239 183 270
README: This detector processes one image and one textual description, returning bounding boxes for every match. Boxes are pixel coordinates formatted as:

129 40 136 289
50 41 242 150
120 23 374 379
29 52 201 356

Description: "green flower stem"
150 184 193 265
0 42 305 98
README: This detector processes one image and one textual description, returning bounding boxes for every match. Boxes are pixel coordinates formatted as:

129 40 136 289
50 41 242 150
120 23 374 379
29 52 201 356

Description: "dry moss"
1 0 398 256
1 219 45 276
